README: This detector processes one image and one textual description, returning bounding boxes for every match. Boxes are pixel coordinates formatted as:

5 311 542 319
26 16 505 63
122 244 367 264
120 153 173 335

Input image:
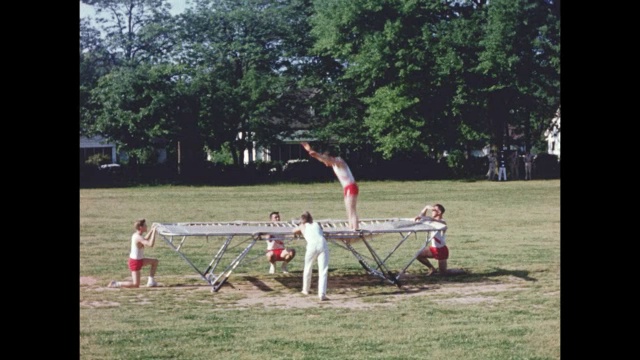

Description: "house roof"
277 130 316 143
80 136 115 148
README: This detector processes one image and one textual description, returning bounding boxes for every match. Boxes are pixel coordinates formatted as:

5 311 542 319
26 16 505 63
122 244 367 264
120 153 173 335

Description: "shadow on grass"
272 267 536 294
164 283 211 288
272 272 387 290
158 267 536 296
483 268 538 281
400 267 537 286
243 276 274 292
442 268 537 283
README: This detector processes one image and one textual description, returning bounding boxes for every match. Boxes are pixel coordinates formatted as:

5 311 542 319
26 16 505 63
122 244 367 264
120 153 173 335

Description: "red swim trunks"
429 246 449 260
128 258 144 271
269 248 286 261
343 183 359 197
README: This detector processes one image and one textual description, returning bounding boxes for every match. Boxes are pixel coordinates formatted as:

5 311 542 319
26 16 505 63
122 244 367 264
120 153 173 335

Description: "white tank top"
429 227 447 248
267 238 285 250
129 232 144 259
332 159 355 187
302 222 327 248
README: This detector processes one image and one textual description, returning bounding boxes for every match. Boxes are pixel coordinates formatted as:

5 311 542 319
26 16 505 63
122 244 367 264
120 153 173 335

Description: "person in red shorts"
265 211 296 274
108 218 159 288
414 204 449 276
301 142 360 230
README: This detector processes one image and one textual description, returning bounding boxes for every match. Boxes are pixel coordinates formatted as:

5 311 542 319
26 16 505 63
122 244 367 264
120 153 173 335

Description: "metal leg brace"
210 237 258 292
332 231 402 287
159 233 210 283
395 231 436 282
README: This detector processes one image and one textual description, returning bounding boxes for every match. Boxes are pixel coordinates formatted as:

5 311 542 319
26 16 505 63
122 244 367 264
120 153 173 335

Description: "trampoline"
153 217 447 292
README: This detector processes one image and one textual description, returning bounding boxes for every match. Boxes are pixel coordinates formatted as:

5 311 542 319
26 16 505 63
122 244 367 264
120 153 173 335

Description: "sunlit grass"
81 179 560 359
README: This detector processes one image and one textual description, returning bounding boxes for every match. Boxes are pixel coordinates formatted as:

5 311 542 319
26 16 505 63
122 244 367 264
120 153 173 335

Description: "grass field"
80 179 560 359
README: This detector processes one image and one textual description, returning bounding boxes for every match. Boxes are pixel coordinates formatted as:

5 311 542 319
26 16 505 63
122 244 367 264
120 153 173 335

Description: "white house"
80 136 117 164
240 130 316 165
545 108 560 160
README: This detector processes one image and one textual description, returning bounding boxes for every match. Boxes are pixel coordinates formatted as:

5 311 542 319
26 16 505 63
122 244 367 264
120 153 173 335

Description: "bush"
85 153 111 167
281 159 333 183
357 157 450 180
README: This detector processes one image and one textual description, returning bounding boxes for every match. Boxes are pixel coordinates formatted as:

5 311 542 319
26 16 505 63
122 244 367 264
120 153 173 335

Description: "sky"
80 0 189 19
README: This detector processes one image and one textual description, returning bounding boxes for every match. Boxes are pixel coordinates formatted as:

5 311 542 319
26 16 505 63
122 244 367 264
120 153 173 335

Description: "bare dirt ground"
81 269 530 310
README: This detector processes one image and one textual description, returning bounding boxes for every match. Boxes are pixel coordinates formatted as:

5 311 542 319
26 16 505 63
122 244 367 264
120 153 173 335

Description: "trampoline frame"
153 218 446 292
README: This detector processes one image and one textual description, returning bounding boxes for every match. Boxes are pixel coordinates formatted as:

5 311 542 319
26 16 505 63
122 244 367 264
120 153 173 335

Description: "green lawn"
80 179 560 360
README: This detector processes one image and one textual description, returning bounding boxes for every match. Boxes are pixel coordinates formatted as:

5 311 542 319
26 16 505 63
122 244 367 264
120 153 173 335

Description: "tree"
310 0 478 158
476 0 560 151
81 0 193 172
89 63 186 166
178 0 326 165
80 18 117 136
310 0 560 159
81 0 176 67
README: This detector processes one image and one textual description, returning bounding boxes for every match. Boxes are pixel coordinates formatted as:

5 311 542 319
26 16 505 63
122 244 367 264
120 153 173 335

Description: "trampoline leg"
210 238 257 292
344 240 401 287
204 235 234 284
396 239 431 282
212 277 228 292
357 259 368 271
360 237 401 287
159 233 210 283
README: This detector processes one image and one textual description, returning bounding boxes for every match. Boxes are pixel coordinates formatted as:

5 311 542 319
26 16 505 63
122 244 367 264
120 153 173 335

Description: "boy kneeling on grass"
414 204 449 276
108 218 159 288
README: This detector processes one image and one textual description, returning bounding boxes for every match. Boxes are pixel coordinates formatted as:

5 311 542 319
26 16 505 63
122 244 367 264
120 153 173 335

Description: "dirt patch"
81 271 527 310
439 296 500 304
80 276 98 286
80 300 121 308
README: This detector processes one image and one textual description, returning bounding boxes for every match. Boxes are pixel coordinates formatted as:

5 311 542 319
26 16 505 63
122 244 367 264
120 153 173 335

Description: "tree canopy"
80 0 560 170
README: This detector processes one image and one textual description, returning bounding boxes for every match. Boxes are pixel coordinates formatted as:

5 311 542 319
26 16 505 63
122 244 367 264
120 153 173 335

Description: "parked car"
99 163 121 170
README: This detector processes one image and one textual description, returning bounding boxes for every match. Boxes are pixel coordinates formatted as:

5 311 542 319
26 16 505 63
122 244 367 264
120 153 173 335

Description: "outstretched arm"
301 142 336 166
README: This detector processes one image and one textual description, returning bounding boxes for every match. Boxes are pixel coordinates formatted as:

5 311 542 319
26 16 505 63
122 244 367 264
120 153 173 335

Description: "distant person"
108 218 159 288
301 142 360 230
414 204 449 276
265 211 296 274
293 211 330 301
498 148 507 181
510 150 520 180
486 151 497 181
523 151 535 180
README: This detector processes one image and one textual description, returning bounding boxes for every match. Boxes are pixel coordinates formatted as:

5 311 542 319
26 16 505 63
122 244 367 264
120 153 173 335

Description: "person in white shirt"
414 204 449 276
108 218 159 288
301 142 360 230
293 211 330 301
